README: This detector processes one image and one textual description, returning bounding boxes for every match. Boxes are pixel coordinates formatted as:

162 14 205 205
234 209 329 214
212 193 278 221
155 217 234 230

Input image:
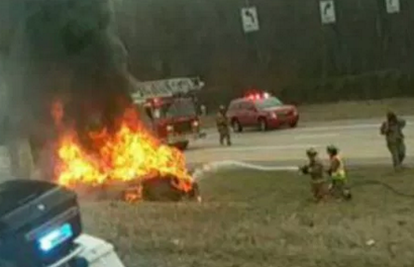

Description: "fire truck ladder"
130 77 205 104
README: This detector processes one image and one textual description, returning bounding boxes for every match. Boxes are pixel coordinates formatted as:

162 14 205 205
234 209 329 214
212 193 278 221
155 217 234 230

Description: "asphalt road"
0 117 411 179
185 117 413 167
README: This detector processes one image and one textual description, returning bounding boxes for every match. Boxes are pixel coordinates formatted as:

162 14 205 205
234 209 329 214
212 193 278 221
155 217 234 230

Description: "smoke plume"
0 0 133 145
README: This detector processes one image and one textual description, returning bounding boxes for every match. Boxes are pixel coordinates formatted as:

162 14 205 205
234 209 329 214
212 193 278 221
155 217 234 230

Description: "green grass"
298 98 414 123
81 167 414 267
201 97 414 128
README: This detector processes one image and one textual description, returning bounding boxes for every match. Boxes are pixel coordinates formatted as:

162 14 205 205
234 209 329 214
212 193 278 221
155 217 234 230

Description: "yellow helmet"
326 145 338 155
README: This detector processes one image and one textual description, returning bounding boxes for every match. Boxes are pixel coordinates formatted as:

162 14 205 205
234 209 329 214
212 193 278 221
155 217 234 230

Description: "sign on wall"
386 0 400 14
241 7 260 33
319 0 336 24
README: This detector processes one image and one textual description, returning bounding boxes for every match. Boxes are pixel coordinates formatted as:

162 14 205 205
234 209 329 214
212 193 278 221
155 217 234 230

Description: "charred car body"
123 173 202 203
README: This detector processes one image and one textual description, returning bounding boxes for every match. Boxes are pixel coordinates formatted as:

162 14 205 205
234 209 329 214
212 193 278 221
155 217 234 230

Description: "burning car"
53 103 201 203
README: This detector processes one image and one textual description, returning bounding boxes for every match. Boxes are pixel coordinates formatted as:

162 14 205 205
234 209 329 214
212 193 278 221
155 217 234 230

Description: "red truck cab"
144 96 205 150
130 77 207 149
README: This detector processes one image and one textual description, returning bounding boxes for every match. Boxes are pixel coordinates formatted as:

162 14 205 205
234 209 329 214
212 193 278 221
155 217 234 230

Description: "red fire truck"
130 77 206 150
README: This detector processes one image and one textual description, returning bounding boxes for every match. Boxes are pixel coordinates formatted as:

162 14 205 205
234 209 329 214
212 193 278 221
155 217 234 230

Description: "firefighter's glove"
299 165 309 175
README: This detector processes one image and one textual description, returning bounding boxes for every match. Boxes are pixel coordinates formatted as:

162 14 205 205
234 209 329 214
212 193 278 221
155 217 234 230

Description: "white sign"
241 7 260 33
319 0 336 24
386 0 400 13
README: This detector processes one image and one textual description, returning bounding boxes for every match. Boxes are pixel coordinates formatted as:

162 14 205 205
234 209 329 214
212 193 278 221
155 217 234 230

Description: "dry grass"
81 167 414 267
201 98 414 128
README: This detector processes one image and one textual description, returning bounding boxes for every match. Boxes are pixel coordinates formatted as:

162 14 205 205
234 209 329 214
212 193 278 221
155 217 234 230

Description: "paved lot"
186 116 413 166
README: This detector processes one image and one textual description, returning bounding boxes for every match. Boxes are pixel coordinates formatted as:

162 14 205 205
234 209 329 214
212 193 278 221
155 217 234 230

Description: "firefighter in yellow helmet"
216 105 232 146
326 145 352 200
299 148 328 203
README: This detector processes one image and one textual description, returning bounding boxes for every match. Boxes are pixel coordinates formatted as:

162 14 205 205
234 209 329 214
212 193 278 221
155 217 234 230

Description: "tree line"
114 0 414 107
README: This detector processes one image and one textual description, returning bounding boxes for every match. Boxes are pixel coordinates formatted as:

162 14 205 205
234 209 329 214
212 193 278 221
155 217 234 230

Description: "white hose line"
192 160 298 181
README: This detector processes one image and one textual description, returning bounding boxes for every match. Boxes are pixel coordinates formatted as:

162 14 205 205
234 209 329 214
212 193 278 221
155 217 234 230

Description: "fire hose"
191 160 298 181
191 161 414 199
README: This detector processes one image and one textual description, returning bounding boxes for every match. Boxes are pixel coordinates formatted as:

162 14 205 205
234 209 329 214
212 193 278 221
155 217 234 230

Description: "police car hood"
262 105 296 114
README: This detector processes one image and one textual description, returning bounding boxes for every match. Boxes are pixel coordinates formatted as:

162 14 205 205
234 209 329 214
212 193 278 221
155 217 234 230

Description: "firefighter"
299 148 328 203
380 111 406 170
216 105 231 146
326 145 352 200
200 104 207 116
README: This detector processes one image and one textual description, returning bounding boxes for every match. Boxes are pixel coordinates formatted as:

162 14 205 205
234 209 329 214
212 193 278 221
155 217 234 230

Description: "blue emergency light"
38 223 74 253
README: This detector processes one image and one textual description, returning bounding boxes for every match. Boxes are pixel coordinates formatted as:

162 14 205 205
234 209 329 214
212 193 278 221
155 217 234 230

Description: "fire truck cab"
130 77 206 150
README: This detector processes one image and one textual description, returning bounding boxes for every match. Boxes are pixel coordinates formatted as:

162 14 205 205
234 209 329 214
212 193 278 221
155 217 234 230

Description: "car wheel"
289 121 298 128
258 118 268 132
232 119 243 133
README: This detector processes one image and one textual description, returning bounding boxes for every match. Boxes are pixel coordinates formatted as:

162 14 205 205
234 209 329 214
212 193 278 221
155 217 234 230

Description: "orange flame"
54 106 192 200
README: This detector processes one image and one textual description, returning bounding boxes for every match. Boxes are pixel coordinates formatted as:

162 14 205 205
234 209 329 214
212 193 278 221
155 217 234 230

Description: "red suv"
226 93 299 132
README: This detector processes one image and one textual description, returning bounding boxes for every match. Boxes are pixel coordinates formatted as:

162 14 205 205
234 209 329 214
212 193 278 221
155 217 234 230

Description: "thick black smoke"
0 0 133 154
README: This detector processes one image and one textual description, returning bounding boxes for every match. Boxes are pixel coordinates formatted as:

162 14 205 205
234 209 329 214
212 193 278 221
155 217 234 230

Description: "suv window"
254 97 283 109
241 101 256 111
165 98 196 118
151 98 196 119
228 101 238 111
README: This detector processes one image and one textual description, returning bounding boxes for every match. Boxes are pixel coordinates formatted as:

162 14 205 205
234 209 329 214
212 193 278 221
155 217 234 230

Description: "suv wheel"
289 121 298 128
258 118 268 132
232 119 243 132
